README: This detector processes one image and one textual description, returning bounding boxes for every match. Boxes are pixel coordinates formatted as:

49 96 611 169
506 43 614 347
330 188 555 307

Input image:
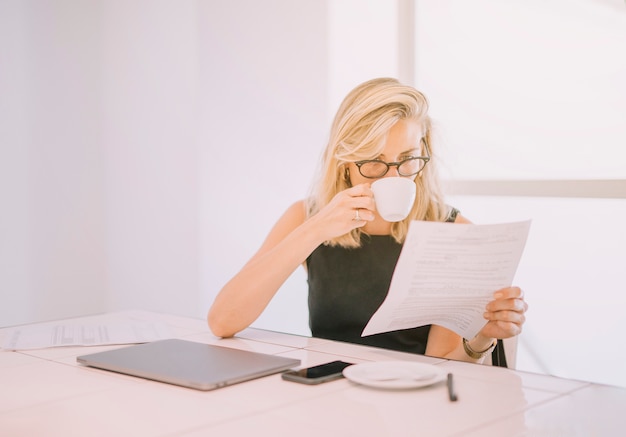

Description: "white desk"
1 311 624 436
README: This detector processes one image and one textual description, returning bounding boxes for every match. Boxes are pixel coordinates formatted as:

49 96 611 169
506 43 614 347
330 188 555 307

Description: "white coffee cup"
371 177 416 222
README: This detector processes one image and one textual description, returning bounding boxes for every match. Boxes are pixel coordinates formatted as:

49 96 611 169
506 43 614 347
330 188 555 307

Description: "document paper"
2 320 173 351
362 220 531 340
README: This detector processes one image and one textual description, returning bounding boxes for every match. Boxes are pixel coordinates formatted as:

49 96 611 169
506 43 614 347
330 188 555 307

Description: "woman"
208 78 527 363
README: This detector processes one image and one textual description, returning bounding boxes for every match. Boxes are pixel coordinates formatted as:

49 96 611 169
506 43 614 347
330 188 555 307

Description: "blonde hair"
306 77 449 248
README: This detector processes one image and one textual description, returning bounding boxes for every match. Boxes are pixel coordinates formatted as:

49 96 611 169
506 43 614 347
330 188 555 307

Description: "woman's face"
347 119 426 186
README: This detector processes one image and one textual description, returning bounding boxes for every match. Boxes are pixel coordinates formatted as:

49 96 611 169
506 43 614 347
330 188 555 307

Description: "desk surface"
1 311 625 437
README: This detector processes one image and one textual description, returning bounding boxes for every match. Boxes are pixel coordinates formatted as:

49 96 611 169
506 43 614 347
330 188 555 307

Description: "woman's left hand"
479 286 528 339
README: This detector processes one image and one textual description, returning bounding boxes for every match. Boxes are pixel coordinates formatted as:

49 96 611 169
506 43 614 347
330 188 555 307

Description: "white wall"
196 0 331 335
100 1 202 317
1 1 108 324
0 0 330 329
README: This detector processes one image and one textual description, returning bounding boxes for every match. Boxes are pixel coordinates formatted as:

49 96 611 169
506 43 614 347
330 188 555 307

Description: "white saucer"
343 361 446 389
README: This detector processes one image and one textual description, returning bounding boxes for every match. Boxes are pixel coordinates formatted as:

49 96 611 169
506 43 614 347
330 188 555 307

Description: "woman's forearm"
439 334 495 363
208 220 323 337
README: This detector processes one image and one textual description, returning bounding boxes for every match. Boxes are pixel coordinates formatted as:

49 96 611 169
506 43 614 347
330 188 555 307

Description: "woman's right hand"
309 183 375 241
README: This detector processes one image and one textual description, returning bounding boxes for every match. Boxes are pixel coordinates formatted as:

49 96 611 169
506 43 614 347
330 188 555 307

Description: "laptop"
76 338 300 391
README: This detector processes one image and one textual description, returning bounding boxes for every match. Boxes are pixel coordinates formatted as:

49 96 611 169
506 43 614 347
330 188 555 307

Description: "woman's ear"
343 166 353 187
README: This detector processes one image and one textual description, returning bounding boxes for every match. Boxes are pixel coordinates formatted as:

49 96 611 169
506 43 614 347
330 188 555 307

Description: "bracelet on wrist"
462 337 497 359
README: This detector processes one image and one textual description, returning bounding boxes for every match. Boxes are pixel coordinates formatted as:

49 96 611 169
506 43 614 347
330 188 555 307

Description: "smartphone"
281 360 354 385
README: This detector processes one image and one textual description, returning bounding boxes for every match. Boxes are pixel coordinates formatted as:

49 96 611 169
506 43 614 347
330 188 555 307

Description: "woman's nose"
385 165 401 177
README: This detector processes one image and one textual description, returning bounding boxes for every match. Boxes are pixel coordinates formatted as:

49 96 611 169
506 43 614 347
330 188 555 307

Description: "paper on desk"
1 320 173 350
362 220 531 340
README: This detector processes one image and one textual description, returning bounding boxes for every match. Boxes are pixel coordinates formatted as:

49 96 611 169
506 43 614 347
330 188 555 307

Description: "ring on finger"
353 209 361 221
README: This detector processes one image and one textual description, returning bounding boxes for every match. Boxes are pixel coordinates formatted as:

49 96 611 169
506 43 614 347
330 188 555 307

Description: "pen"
447 373 458 402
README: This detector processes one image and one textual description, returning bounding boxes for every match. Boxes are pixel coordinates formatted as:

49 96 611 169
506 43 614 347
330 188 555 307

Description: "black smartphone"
281 360 354 385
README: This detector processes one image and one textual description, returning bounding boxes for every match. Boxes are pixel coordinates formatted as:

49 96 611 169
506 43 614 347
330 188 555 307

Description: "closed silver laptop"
77 338 300 391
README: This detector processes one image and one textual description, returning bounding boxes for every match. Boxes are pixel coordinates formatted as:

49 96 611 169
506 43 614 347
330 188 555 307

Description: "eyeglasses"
353 141 431 179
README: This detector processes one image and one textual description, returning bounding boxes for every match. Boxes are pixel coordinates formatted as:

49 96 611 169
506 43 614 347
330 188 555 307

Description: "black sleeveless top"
306 208 459 354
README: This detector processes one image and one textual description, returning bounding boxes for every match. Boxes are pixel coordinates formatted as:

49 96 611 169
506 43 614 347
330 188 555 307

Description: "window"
414 0 626 183
413 0 626 387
